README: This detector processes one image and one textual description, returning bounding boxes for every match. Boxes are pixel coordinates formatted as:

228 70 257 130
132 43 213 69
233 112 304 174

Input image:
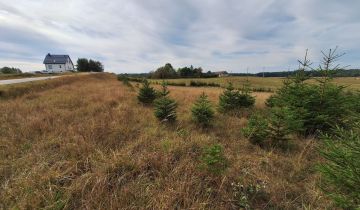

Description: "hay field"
0 73 331 209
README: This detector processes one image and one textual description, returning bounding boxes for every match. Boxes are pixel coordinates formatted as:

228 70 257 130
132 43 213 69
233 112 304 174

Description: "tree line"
148 63 220 79
0 67 22 74
76 58 104 72
252 68 360 77
128 65 360 79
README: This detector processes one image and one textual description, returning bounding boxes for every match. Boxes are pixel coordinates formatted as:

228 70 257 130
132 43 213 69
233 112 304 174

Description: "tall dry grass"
0 74 331 209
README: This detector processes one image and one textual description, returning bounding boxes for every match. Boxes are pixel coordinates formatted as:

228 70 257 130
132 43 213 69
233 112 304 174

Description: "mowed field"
151 76 360 91
1 74 334 209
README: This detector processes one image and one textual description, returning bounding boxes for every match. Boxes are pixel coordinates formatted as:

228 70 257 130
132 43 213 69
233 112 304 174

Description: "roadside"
0 76 61 85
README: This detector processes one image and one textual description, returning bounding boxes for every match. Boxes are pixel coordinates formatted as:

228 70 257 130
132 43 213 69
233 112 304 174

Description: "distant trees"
150 63 177 79
178 65 203 78
76 58 104 72
149 63 217 79
256 69 360 77
0 67 22 74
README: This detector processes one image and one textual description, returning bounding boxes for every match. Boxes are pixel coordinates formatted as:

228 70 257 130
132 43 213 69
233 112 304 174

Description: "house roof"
213 71 228 75
43 53 73 65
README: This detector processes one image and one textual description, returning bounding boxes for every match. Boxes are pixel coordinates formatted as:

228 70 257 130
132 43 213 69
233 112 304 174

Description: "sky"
0 0 359 73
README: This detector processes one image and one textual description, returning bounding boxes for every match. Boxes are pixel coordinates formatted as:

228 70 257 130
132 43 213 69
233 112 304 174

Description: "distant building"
43 53 74 73
213 71 229 77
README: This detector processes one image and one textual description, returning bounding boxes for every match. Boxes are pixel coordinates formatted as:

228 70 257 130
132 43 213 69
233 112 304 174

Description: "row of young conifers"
120 49 360 209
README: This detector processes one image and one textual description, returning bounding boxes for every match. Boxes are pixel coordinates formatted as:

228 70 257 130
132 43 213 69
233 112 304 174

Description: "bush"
201 144 228 175
117 75 132 87
218 82 241 113
137 79 156 104
167 81 186 86
218 82 255 114
242 112 269 147
191 92 214 127
266 107 303 150
243 107 302 150
189 80 220 87
154 82 177 122
318 123 360 209
156 81 170 97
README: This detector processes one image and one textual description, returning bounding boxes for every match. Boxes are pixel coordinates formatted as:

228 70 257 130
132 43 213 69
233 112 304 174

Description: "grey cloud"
0 0 359 72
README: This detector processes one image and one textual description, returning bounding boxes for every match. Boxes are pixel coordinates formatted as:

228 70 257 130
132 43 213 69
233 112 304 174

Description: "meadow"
0 73 334 209
0 72 82 81
151 76 360 91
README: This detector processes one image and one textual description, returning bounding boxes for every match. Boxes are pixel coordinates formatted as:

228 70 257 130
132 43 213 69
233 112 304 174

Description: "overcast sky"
0 0 359 73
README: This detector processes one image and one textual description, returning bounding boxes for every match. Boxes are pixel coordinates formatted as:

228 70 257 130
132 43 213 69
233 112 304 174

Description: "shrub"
201 144 228 175
318 123 360 209
167 81 186 86
137 79 156 104
266 107 303 150
218 82 255 114
156 81 170 97
154 82 177 122
189 80 220 87
242 112 269 147
218 82 241 113
191 92 215 127
128 77 144 83
117 75 132 87
243 107 302 150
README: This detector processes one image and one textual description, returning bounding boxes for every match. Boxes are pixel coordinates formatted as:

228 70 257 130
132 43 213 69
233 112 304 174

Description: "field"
151 76 360 91
0 72 81 81
0 74 335 209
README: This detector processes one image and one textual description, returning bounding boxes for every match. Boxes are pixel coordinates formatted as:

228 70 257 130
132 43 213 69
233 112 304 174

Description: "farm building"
213 71 229 77
43 53 74 73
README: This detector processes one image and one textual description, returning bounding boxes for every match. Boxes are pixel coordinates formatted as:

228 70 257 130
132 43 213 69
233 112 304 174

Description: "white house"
43 53 74 73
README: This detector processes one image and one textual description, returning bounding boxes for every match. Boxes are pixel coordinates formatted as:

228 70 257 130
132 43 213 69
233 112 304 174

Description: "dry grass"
0 74 332 209
152 76 360 91
0 72 81 81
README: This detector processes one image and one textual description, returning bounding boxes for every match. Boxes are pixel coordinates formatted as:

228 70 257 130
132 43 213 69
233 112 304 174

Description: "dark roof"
43 53 73 65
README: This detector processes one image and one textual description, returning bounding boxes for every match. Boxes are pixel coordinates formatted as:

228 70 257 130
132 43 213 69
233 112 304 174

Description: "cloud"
0 0 359 72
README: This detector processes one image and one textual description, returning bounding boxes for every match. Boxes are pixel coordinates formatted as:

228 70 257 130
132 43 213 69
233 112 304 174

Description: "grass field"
0 74 334 209
0 72 81 81
151 76 360 91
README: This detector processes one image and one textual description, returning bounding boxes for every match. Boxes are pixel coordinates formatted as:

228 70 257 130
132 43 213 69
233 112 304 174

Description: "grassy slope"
0 73 50 80
0 74 331 209
151 76 360 90
0 72 83 81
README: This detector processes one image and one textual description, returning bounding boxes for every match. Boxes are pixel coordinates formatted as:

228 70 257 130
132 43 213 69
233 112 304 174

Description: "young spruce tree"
218 82 240 113
219 82 255 114
191 92 214 127
238 78 256 108
318 122 360 209
137 79 156 104
154 82 177 122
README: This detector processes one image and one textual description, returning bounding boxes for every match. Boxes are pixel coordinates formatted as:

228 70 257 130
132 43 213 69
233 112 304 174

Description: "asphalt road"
0 76 61 85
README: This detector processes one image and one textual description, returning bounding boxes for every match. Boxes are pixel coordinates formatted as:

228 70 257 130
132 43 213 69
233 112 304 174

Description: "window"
48 64 52 69
59 65 62 68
